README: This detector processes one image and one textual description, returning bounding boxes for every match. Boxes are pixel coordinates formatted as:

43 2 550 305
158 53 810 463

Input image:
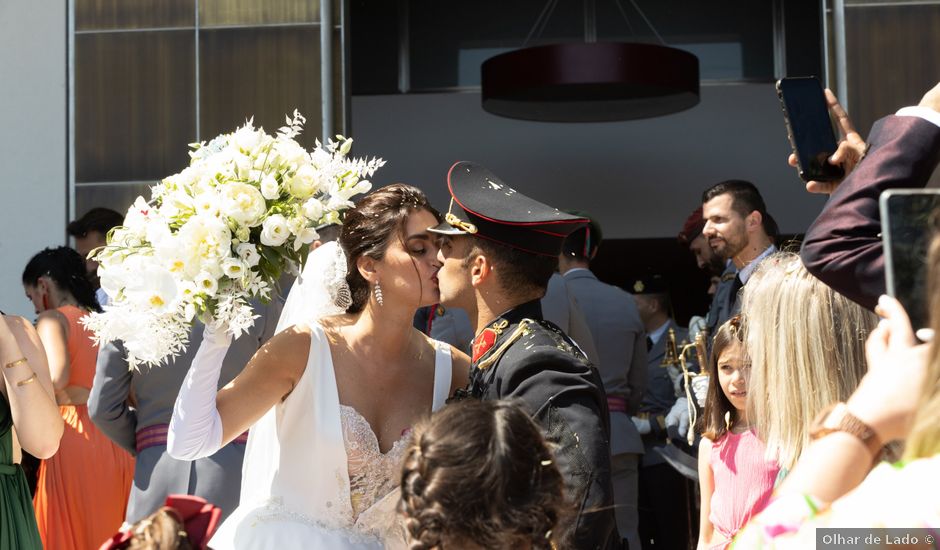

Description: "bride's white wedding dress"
209 324 452 549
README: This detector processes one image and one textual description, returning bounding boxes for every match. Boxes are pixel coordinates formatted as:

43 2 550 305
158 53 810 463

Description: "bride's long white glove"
167 324 233 460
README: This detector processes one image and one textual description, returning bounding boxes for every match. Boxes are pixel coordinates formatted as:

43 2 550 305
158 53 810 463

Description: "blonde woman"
734 245 940 546
741 252 878 472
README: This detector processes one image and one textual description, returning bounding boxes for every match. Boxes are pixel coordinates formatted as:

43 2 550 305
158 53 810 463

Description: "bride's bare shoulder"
252 325 314 380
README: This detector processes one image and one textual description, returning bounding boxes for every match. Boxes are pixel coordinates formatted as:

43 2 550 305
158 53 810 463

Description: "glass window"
76 0 195 31
75 183 154 217
350 0 805 93
199 0 320 28
199 27 322 148
75 31 196 183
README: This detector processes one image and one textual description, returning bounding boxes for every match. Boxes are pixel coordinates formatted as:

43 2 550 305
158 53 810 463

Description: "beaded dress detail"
341 405 411 520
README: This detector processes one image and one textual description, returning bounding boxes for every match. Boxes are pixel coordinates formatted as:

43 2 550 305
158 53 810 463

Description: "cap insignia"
633 280 645 293
445 212 478 234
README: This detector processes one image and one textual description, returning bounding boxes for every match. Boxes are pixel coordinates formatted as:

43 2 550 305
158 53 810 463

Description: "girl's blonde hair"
904 234 940 459
742 252 878 470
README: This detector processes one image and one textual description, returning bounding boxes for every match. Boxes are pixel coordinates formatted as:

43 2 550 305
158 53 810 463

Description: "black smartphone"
880 189 940 330
776 76 845 182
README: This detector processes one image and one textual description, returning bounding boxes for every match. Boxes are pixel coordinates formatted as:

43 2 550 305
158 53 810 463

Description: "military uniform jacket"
639 319 690 467
461 299 620 550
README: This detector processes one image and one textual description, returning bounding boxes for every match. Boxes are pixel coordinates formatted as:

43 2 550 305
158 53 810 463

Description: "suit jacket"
460 300 619 550
639 319 690 467
801 115 940 311
541 272 601 366
87 299 282 523
563 269 646 456
705 263 739 337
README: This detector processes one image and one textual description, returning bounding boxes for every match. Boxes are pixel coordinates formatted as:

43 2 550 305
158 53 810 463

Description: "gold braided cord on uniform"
475 320 531 371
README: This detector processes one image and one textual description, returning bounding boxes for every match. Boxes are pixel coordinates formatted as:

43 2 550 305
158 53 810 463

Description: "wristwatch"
809 402 883 459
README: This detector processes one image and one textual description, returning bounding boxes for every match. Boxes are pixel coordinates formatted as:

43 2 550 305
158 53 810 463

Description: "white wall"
351 83 828 239
0 2 67 317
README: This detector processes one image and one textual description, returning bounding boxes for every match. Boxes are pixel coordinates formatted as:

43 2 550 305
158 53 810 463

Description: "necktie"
729 274 744 309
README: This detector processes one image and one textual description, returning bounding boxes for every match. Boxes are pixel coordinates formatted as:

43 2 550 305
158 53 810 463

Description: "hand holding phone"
786 88 868 194
777 77 847 184
880 189 940 331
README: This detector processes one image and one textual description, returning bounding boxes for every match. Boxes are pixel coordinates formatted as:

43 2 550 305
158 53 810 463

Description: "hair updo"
340 184 441 313
22 246 101 313
398 400 569 550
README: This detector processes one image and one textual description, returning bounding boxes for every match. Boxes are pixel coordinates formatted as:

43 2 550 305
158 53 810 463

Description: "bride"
167 184 470 548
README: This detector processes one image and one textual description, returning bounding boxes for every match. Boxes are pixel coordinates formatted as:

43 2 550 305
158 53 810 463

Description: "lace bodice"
340 405 410 520
212 325 453 549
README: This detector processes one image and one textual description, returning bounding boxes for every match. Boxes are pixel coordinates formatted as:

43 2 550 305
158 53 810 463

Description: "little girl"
399 400 568 550
697 316 780 550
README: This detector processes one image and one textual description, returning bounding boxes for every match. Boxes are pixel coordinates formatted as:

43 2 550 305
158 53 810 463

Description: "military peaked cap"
429 161 587 257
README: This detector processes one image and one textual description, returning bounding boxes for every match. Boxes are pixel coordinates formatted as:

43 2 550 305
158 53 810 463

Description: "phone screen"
881 190 940 330
777 77 844 182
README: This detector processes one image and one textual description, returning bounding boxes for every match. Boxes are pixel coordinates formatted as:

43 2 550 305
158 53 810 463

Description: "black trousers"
637 462 694 549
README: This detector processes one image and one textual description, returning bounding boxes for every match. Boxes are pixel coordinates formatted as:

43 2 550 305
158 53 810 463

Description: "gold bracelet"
4 357 27 369
16 373 37 387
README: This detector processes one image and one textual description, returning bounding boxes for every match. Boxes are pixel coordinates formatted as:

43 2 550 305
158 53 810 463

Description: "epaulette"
476 318 533 372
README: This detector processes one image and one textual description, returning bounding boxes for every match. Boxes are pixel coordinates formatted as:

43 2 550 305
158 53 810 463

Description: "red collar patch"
471 328 498 363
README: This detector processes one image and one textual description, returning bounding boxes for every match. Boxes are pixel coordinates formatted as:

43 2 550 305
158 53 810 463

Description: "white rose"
260 214 290 247
220 182 267 227
222 257 248 279
236 243 261 267
260 174 280 200
286 164 319 199
301 198 324 221
275 141 307 169
233 125 262 152
195 271 219 297
176 215 232 278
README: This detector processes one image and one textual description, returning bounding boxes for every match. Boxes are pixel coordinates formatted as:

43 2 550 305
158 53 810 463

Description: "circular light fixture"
481 42 700 122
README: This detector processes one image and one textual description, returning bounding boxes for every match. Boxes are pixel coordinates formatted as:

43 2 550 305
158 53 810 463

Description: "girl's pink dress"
708 429 780 549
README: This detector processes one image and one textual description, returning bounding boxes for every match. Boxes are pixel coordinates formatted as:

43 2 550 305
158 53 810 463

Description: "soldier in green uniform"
430 162 621 550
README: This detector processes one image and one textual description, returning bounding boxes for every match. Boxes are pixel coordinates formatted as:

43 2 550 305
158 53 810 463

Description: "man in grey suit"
558 216 646 550
88 299 281 524
541 272 601 366
630 276 694 550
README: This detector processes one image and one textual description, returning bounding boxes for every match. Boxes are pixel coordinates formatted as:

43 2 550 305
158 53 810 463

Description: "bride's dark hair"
399 400 569 550
340 184 442 314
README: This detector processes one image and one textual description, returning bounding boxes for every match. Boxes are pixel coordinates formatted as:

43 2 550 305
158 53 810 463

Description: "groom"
430 162 621 550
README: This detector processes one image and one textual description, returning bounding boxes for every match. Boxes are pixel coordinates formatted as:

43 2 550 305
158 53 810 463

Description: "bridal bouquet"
83 111 384 369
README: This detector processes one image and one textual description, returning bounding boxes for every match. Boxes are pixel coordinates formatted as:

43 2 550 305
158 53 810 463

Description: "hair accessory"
4 357 27 369
374 281 384 306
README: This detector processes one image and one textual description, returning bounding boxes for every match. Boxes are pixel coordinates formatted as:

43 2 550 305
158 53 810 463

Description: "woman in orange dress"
23 247 134 550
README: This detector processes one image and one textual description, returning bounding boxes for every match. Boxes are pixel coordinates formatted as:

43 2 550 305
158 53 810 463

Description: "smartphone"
880 189 940 330
776 76 845 182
